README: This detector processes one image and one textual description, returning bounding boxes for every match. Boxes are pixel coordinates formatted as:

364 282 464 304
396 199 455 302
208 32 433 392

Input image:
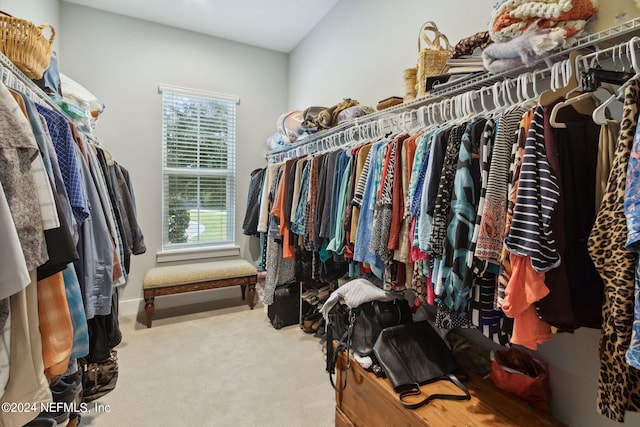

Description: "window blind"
160 86 238 249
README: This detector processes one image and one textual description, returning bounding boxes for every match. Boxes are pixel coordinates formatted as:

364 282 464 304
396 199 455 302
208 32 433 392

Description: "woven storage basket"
416 21 451 98
0 11 55 79
403 68 417 101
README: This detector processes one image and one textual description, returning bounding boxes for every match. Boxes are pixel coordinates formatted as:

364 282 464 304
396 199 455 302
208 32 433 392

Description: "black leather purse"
351 299 413 357
373 320 471 410
327 298 412 391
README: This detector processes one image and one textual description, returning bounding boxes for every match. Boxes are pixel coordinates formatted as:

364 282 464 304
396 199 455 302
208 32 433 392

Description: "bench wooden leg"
248 284 256 310
240 283 246 300
144 296 155 328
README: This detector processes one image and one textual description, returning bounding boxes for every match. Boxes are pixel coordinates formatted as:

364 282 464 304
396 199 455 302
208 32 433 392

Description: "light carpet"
80 298 335 427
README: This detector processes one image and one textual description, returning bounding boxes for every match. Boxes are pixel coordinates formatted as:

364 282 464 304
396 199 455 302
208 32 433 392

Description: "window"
159 85 239 250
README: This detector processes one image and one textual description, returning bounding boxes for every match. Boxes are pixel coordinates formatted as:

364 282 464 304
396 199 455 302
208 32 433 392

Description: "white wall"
0 0 59 52
290 1 640 426
289 0 495 109
58 3 288 315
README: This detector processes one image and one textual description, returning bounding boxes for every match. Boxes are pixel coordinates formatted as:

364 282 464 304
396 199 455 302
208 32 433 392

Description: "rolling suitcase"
268 282 300 329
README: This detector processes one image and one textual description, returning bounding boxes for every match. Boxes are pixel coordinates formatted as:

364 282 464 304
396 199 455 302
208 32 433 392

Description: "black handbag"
373 320 471 410
351 299 413 357
326 298 412 391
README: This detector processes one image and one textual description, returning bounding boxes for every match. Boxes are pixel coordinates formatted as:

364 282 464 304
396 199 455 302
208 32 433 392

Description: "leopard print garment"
588 76 640 422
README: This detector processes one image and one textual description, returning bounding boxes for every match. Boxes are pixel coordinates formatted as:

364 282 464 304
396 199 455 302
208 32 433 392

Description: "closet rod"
265 62 553 163
266 17 640 163
0 51 73 123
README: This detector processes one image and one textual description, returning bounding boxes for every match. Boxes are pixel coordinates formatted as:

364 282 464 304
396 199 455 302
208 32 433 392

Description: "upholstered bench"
142 259 258 328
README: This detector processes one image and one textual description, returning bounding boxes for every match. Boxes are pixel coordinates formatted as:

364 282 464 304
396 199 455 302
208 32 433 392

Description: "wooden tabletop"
336 354 567 427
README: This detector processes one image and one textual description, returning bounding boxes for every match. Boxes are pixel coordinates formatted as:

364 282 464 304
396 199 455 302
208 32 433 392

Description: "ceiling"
62 0 340 53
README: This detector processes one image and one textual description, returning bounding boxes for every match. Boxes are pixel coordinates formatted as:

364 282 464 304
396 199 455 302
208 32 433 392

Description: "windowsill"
156 245 241 263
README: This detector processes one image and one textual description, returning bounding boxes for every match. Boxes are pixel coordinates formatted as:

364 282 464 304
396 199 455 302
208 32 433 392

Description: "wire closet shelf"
265 17 640 163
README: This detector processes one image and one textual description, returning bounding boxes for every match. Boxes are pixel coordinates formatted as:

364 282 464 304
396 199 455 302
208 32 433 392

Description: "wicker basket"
0 11 55 79
416 21 451 98
403 68 417 101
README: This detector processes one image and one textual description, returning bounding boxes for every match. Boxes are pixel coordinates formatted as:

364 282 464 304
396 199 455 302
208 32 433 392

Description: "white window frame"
158 84 239 255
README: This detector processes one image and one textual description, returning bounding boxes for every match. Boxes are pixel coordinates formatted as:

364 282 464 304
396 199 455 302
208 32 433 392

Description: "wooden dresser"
335 354 567 427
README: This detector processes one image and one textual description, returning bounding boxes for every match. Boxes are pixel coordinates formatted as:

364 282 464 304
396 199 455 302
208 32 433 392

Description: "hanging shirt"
36 103 90 224
349 143 372 244
625 118 640 371
588 75 640 422
327 153 354 255
354 139 387 278
504 105 561 272
596 120 619 213
476 107 526 265
429 123 466 259
436 118 486 318
0 83 48 273
468 118 496 277
502 254 551 350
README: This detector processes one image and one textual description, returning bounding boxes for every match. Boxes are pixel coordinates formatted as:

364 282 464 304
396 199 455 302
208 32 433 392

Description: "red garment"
388 137 406 250
270 168 294 259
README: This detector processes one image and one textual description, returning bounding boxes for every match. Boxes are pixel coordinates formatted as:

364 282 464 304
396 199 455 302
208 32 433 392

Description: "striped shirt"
476 107 525 264
504 105 561 272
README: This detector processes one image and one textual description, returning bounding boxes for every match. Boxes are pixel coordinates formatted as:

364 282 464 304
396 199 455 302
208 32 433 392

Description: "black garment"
319 151 340 239
426 127 451 215
95 147 130 272
115 163 146 256
242 167 265 236
538 107 603 331
37 187 79 280
559 119 603 329
537 105 575 331
87 291 122 363
313 154 329 249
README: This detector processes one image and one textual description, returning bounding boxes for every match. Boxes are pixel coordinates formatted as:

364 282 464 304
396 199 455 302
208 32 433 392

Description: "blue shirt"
36 104 89 224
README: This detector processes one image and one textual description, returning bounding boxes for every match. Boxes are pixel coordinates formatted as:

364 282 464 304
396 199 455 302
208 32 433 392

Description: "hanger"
540 51 582 107
590 37 640 126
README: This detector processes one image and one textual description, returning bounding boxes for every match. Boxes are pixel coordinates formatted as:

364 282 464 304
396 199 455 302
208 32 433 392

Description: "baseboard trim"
119 286 243 316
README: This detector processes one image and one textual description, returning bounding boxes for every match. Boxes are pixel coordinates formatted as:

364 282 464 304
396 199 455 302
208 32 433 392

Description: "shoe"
317 285 330 300
81 351 119 402
301 289 318 303
302 317 322 334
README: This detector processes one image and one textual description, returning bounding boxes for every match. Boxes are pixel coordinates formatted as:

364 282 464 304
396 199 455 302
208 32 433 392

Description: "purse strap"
398 374 471 410
418 21 452 52
327 309 356 392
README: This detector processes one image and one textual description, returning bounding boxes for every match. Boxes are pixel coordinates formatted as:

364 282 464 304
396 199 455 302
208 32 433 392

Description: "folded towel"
490 0 598 42
482 24 569 73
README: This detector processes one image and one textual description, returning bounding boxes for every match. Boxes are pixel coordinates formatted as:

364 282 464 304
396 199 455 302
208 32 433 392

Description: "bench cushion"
143 259 257 289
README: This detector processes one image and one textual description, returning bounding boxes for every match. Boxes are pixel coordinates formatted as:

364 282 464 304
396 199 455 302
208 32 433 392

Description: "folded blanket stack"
483 0 598 73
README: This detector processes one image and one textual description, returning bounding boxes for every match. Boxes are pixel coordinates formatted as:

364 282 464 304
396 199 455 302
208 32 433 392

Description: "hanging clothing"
353 139 387 278
588 75 640 422
429 124 466 258
536 104 574 330
0 275 52 427
476 107 526 265
504 105 561 272
0 83 48 275
625 110 640 371
596 120 618 212
557 117 603 329
435 118 486 323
